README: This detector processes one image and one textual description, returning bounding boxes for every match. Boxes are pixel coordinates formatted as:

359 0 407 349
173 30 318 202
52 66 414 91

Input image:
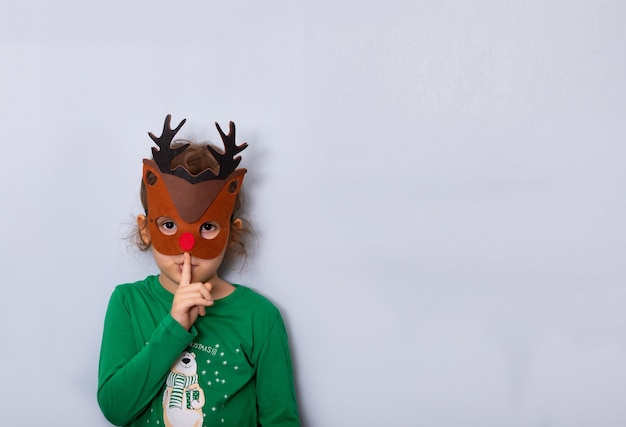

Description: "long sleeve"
97 286 196 426
255 314 300 426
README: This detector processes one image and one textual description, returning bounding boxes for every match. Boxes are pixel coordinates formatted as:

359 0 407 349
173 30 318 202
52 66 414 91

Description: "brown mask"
143 115 247 259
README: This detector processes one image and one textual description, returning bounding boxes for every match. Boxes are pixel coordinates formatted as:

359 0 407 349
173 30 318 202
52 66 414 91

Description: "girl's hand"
170 252 213 330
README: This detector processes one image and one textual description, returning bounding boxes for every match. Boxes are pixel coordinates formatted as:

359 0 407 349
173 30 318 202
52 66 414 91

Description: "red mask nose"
179 232 195 252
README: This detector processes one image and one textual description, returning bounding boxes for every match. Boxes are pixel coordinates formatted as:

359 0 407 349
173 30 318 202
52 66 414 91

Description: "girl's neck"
209 277 236 300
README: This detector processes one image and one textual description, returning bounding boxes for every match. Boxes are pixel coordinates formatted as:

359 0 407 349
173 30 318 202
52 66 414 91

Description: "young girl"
98 115 300 427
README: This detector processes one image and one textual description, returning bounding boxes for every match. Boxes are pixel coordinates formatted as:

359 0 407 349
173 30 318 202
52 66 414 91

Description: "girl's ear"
228 218 243 248
137 214 151 245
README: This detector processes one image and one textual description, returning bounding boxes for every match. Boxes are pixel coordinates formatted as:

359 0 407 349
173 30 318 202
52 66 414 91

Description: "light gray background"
1 1 625 426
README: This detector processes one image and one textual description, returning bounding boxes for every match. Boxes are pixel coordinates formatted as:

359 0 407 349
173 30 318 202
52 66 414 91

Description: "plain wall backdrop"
1 1 626 426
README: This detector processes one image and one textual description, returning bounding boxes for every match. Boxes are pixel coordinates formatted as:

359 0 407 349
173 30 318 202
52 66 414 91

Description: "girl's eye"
200 222 220 240
157 218 177 235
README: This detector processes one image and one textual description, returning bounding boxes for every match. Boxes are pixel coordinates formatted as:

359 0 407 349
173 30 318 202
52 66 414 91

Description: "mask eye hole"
145 170 157 185
156 217 177 236
228 179 239 193
200 222 220 240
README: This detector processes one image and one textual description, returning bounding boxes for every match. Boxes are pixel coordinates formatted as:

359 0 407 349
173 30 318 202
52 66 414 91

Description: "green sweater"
98 275 299 427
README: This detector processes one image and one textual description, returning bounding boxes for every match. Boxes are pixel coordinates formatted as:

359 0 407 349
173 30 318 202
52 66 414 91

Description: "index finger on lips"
180 252 191 286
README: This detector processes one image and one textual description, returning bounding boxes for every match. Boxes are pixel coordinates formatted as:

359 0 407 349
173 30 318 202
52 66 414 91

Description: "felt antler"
148 114 189 176
147 115 248 184
209 121 249 179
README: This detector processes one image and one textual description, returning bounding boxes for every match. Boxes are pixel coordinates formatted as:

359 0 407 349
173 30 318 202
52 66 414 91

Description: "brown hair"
134 142 255 266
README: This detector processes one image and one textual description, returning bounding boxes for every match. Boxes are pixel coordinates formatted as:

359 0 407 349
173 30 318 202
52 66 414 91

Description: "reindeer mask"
143 115 247 259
